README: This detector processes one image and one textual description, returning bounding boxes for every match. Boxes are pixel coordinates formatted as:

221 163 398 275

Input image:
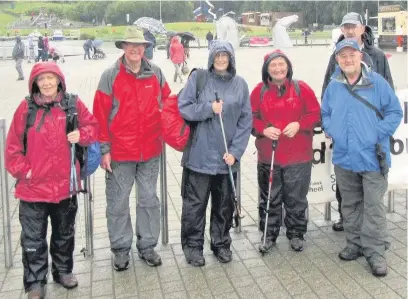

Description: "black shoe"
53 273 78 289
138 250 162 267
214 247 232 263
27 285 45 299
290 238 304 252
332 219 344 231
338 247 362 261
17 77 24 81
367 256 388 277
183 246 205 267
113 252 130 271
259 237 276 254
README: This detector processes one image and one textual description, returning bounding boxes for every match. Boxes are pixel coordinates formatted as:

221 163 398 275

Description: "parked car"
51 30 65 41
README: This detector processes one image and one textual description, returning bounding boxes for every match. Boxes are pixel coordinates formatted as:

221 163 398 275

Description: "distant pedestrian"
12 36 25 80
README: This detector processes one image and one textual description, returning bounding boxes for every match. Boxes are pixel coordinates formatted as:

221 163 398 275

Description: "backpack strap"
62 93 78 133
260 84 268 103
293 79 301 98
193 68 208 99
23 96 40 155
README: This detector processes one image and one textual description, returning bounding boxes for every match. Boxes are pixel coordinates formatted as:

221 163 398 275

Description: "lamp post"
160 0 162 22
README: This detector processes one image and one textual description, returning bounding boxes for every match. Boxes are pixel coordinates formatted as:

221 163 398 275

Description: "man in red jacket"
169 36 185 83
93 27 171 271
251 50 320 253
6 62 99 299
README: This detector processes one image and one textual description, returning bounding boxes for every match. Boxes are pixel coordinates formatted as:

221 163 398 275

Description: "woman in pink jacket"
169 36 185 83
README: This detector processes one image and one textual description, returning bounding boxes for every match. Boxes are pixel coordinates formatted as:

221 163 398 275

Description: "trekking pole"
214 91 244 228
259 140 278 254
77 196 86 257
69 113 79 194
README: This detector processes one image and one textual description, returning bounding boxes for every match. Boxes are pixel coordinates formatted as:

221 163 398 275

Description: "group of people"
5 12 402 299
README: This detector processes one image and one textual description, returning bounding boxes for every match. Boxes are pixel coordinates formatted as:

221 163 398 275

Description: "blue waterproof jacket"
321 63 402 172
178 40 252 175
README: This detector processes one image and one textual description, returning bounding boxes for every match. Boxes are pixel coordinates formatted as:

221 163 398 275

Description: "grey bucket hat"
115 27 152 49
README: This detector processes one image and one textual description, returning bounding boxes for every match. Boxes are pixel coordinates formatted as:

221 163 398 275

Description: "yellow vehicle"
378 5 407 49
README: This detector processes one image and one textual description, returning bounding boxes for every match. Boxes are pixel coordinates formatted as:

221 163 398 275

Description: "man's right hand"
101 153 112 172
212 100 223 114
263 127 281 140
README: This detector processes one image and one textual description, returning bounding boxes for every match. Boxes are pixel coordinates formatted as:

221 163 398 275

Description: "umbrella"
166 30 178 37
133 17 167 35
177 32 195 41
92 39 103 48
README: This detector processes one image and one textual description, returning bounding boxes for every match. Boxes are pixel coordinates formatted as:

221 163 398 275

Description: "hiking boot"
367 256 388 277
214 248 232 263
53 273 78 289
338 247 362 261
183 246 205 267
113 252 130 271
332 218 344 231
259 238 276 254
290 238 304 252
27 285 45 299
138 250 162 267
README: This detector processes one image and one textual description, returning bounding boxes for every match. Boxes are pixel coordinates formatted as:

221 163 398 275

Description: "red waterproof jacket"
93 56 171 161
170 37 185 64
251 79 321 166
5 62 99 203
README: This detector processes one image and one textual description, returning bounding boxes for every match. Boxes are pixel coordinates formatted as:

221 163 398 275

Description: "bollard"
388 191 395 213
160 146 169 244
2 43 6 61
235 164 242 233
324 202 332 221
83 175 94 257
0 119 13 268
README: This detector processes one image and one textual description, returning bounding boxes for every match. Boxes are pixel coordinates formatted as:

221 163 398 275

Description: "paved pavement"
0 46 407 299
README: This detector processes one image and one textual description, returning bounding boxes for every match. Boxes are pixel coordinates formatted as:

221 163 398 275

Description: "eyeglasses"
341 24 362 31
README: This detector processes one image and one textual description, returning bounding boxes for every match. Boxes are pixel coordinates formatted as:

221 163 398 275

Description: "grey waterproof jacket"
178 40 252 175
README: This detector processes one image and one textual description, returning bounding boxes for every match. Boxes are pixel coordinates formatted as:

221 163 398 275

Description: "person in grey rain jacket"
178 40 252 267
12 36 25 80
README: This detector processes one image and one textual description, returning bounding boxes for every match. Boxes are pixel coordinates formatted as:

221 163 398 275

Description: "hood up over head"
28 62 66 96
208 40 236 76
262 49 293 85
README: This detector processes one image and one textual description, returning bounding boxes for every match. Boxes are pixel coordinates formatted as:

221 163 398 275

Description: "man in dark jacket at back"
321 12 394 232
143 29 156 60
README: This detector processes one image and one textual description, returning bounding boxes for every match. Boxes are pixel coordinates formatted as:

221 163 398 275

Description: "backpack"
23 93 101 184
161 68 208 152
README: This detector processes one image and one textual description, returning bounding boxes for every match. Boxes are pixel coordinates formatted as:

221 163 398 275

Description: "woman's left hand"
67 130 80 144
283 122 300 138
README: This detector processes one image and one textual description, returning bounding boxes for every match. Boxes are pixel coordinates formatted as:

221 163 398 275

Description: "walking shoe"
367 256 388 277
113 252 130 271
259 238 276 254
138 250 162 267
214 248 232 263
183 246 205 267
290 238 304 252
17 77 24 81
27 285 45 299
53 273 78 289
332 218 344 231
338 247 362 261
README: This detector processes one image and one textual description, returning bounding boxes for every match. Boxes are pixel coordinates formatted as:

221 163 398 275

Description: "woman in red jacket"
5 62 98 299
251 50 320 253
169 36 185 83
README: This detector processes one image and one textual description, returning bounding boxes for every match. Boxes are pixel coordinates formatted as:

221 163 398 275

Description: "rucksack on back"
161 68 208 152
24 94 101 184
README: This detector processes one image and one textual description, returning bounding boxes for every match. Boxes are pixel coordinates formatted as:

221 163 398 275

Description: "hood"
336 25 375 49
262 49 293 85
171 36 180 44
16 36 22 43
208 40 236 76
28 62 66 95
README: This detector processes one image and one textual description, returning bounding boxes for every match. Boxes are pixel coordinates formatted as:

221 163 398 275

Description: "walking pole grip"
215 91 220 103
272 140 278 150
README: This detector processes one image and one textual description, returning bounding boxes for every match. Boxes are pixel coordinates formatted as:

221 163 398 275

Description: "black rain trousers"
19 196 77 292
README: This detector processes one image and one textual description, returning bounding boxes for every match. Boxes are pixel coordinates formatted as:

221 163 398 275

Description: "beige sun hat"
115 27 152 49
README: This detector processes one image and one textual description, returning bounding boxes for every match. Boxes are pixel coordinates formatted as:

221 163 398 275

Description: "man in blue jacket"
321 39 402 277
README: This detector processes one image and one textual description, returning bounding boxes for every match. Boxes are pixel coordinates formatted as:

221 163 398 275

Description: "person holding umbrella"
5 62 99 299
251 50 320 253
143 29 156 60
179 32 194 58
178 40 252 266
